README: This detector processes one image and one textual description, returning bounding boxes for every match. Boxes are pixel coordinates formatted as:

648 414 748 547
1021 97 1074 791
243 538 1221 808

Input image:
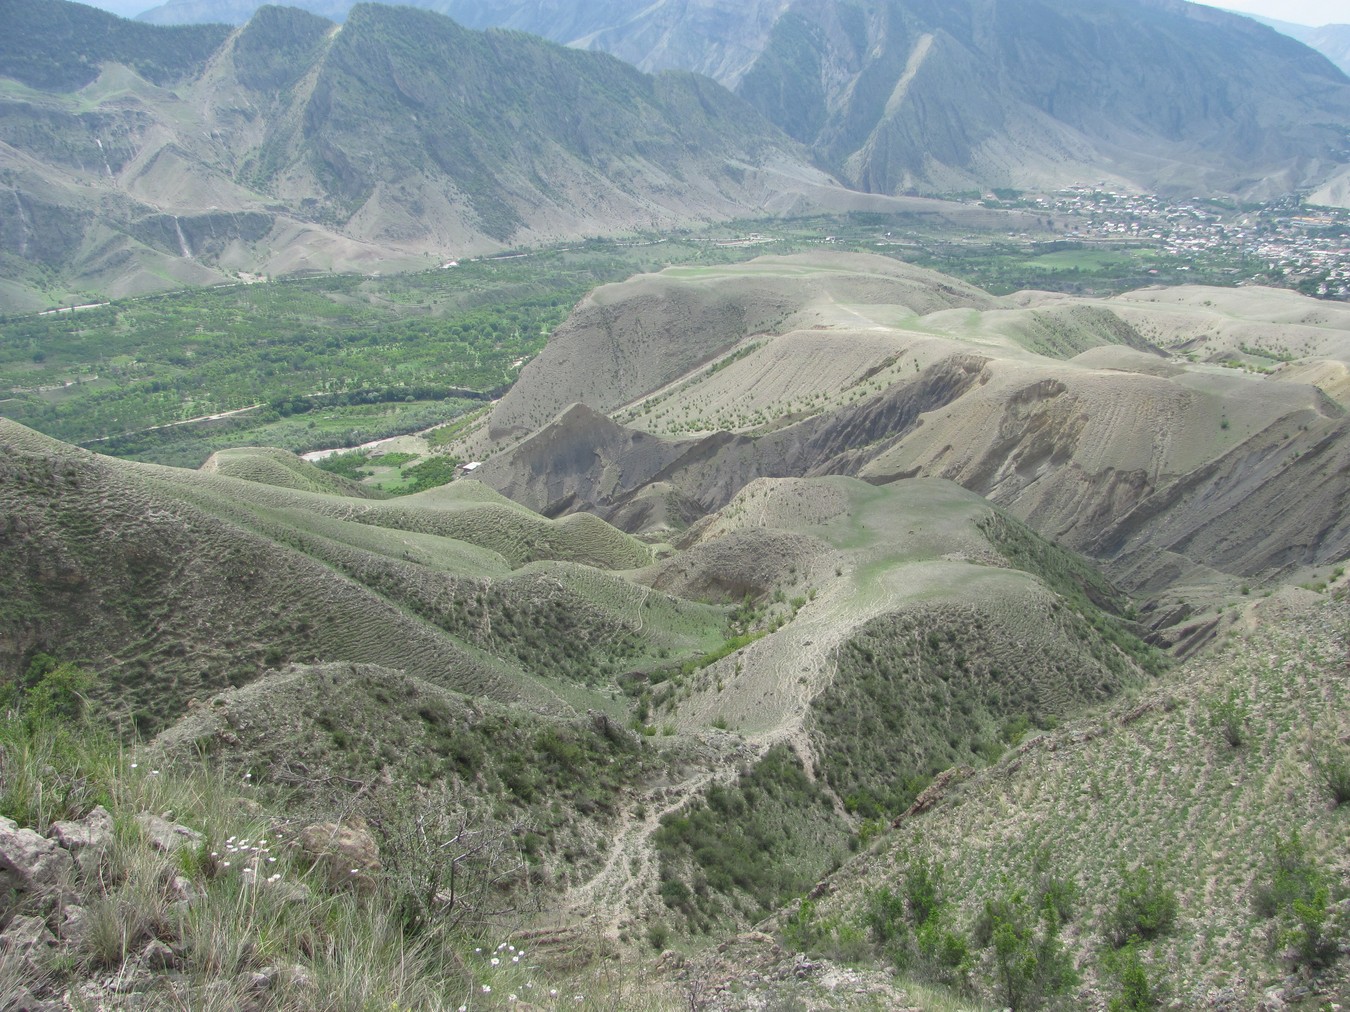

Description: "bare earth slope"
458 253 1350 638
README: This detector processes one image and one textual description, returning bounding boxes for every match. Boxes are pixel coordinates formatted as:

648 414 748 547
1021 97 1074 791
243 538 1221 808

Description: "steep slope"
453 253 1350 635
0 0 845 308
785 584 1350 1009
735 0 1350 199
0 420 733 732
1253 14 1350 76
133 0 1350 200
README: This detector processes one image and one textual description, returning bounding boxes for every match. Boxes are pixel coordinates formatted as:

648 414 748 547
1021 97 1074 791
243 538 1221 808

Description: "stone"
0 816 75 919
140 938 179 971
293 820 380 892
135 813 203 853
0 914 58 957
49 805 114 878
57 903 92 948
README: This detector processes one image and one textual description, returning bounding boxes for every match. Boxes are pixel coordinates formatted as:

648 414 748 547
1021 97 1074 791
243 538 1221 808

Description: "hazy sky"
1212 1 1349 26
77 0 1350 27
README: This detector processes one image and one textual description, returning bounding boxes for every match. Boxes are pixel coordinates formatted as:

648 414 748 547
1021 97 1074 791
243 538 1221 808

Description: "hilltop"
443 253 1350 653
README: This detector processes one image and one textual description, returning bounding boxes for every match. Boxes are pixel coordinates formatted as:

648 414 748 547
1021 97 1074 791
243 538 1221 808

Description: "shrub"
1206 689 1248 748
1105 939 1164 1011
985 887 1078 1012
1253 832 1339 969
1107 865 1178 947
1312 747 1350 806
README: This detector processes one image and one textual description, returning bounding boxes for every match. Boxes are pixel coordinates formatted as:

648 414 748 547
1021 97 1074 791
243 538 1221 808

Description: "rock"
3 986 63 1011
293 820 380 892
240 971 273 993
0 914 58 957
57 904 91 947
0 816 75 919
135 813 203 853
657 948 686 970
141 938 180 971
167 873 202 905
49 805 114 877
267 963 315 993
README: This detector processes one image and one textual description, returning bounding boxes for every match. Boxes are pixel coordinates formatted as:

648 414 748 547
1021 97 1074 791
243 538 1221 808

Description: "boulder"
57 903 91 948
49 805 114 877
0 913 57 958
135 813 203 853
293 820 380 893
0 816 75 920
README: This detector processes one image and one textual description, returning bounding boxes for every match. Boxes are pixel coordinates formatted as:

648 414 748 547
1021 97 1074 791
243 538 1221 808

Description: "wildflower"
222 861 231 868
130 763 138 769
474 948 482 954
508 995 517 1003
550 990 558 998
481 985 491 993
490 957 500 967
511 955 519 963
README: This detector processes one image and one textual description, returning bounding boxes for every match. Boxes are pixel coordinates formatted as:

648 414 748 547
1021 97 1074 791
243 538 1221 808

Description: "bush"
1105 940 1164 1011
1253 832 1339 969
1107 865 1178 947
1206 689 1248 748
985 887 1078 1012
1312 747 1350 806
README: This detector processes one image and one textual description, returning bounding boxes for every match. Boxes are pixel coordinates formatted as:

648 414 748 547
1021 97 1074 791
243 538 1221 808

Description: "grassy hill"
0 419 732 733
457 253 1350 652
781 584 1350 1009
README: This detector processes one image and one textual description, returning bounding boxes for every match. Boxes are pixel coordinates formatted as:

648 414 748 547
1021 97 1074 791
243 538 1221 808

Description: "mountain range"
3 0 1350 308
0 0 879 308
129 0 1350 200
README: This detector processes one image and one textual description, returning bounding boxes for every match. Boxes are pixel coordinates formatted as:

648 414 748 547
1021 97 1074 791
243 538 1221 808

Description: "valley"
2 0 1350 1009
3 242 1349 1009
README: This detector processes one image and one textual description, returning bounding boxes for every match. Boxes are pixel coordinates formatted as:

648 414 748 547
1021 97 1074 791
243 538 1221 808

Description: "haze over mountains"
3 0 1350 308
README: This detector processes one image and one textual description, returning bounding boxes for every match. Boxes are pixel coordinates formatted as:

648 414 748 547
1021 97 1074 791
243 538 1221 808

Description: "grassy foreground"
0 663 677 1011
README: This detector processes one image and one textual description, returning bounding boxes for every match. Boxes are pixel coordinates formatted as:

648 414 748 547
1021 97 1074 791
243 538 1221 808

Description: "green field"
0 211 1315 468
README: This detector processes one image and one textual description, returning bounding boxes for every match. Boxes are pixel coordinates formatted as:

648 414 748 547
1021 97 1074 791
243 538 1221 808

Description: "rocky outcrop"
0 817 75 923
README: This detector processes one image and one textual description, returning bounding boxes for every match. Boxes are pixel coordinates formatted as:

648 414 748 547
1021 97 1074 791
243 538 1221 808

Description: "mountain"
0 0 858 309
1249 12 1350 76
733 0 1350 199
131 0 1350 202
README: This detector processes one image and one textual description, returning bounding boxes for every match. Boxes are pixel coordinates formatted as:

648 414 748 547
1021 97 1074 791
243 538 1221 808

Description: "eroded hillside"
451 253 1350 648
